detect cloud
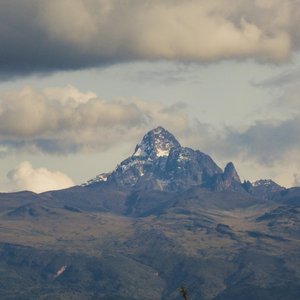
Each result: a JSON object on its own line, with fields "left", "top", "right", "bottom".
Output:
{"left": 0, "top": 85, "right": 145, "bottom": 139}
{"left": 252, "top": 68, "right": 300, "bottom": 87}
{"left": 207, "top": 63, "right": 299, "bottom": 170}
{"left": 1, "top": 83, "right": 298, "bottom": 169}
{"left": 0, "top": 85, "right": 193, "bottom": 155}
{"left": 7, "top": 161, "right": 74, "bottom": 193}
{"left": 160, "top": 102, "right": 188, "bottom": 114}
{"left": 213, "top": 118, "right": 300, "bottom": 165}
{"left": 0, "top": 0, "right": 300, "bottom": 77}
{"left": 130, "top": 64, "right": 201, "bottom": 85}
{"left": 169, "top": 116, "right": 300, "bottom": 187}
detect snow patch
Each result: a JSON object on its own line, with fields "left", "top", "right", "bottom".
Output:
{"left": 178, "top": 153, "right": 188, "bottom": 161}
{"left": 97, "top": 174, "right": 108, "bottom": 182}
{"left": 156, "top": 147, "right": 170, "bottom": 157}
{"left": 81, "top": 172, "right": 110, "bottom": 186}
{"left": 54, "top": 265, "right": 67, "bottom": 279}
{"left": 252, "top": 179, "right": 274, "bottom": 187}
{"left": 133, "top": 144, "right": 147, "bottom": 157}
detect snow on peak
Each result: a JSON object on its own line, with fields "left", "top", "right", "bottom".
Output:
{"left": 81, "top": 172, "right": 110, "bottom": 186}
{"left": 133, "top": 126, "right": 180, "bottom": 159}
{"left": 252, "top": 179, "right": 274, "bottom": 187}
{"left": 156, "top": 147, "right": 170, "bottom": 157}
{"left": 252, "top": 179, "right": 284, "bottom": 189}
{"left": 96, "top": 173, "right": 109, "bottom": 182}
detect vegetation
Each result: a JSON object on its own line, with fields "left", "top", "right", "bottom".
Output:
{"left": 180, "top": 286, "right": 190, "bottom": 300}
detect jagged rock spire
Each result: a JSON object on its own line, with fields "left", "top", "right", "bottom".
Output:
{"left": 224, "top": 162, "right": 241, "bottom": 183}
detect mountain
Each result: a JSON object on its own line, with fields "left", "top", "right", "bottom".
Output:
{"left": 0, "top": 127, "right": 300, "bottom": 300}
{"left": 85, "top": 127, "right": 243, "bottom": 193}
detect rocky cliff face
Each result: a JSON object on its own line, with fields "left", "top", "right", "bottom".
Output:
{"left": 211, "top": 162, "right": 244, "bottom": 192}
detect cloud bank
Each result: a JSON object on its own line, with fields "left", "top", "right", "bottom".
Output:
{"left": 0, "top": 85, "right": 190, "bottom": 154}
{"left": 7, "top": 161, "right": 74, "bottom": 193}
{"left": 213, "top": 118, "right": 300, "bottom": 165}
{"left": 1, "top": 0, "right": 300, "bottom": 77}
{"left": 0, "top": 83, "right": 299, "bottom": 168}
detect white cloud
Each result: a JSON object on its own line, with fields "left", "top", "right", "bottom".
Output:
{"left": 1, "top": 0, "right": 300, "bottom": 77}
{"left": 0, "top": 85, "right": 144, "bottom": 138}
{"left": 7, "top": 161, "right": 74, "bottom": 193}
{"left": 43, "top": 85, "right": 97, "bottom": 104}
{"left": 36, "top": 0, "right": 294, "bottom": 62}
{"left": 0, "top": 85, "right": 194, "bottom": 155}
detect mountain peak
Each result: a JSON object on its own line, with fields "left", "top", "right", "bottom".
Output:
{"left": 252, "top": 179, "right": 281, "bottom": 188}
{"left": 84, "top": 127, "right": 244, "bottom": 192}
{"left": 151, "top": 126, "right": 167, "bottom": 134}
{"left": 133, "top": 126, "right": 181, "bottom": 159}
{"left": 249, "top": 179, "right": 285, "bottom": 198}
{"left": 224, "top": 162, "right": 241, "bottom": 183}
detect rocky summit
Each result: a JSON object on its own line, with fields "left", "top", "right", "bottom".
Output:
{"left": 85, "top": 127, "right": 244, "bottom": 192}
{"left": 0, "top": 127, "right": 300, "bottom": 300}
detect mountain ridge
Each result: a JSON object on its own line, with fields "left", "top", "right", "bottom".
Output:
{"left": 83, "top": 126, "right": 284, "bottom": 196}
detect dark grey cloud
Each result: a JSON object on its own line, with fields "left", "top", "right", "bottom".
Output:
{"left": 210, "top": 118, "right": 300, "bottom": 166}
{"left": 0, "top": 2, "right": 115, "bottom": 79}
{"left": 1, "top": 0, "right": 300, "bottom": 78}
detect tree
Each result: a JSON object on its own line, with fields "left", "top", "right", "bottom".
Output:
{"left": 179, "top": 286, "right": 190, "bottom": 300}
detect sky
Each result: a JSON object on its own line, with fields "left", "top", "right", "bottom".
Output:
{"left": 1, "top": 0, "right": 300, "bottom": 192}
